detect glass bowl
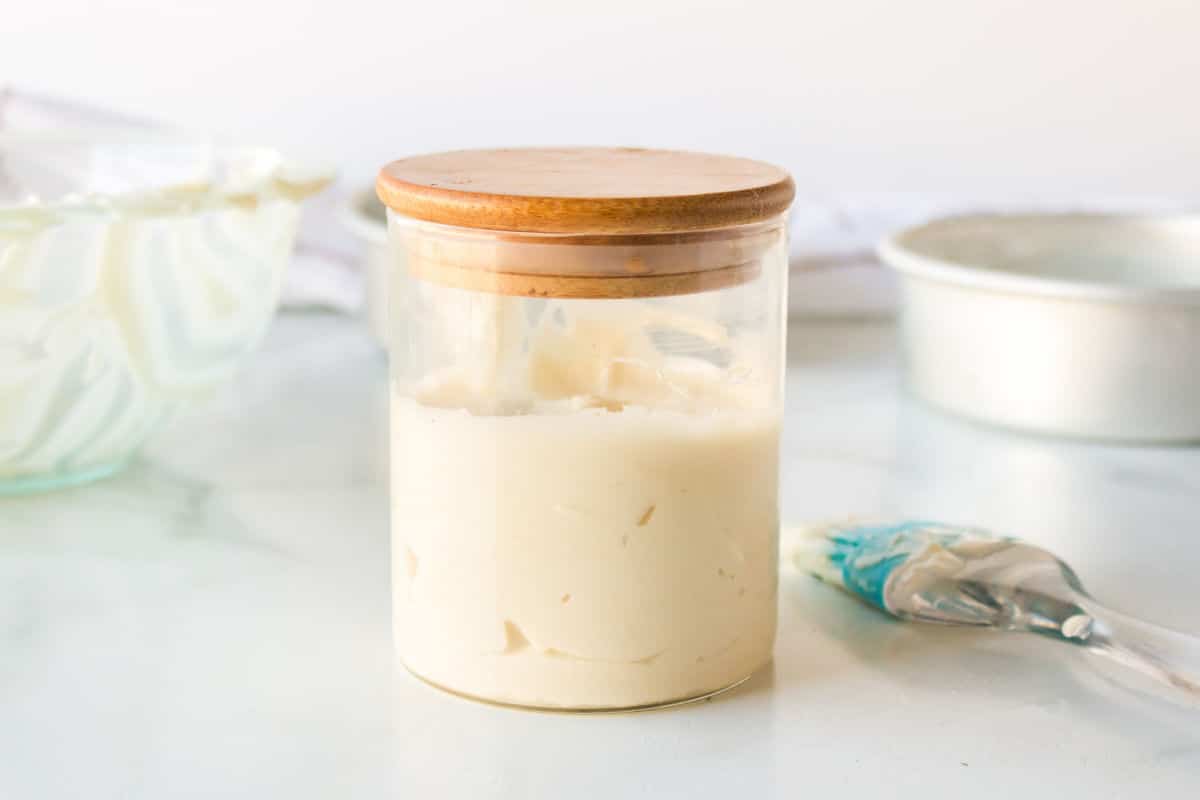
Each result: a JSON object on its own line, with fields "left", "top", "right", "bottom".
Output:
{"left": 0, "top": 135, "right": 330, "bottom": 493}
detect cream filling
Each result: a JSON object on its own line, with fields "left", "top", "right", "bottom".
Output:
{"left": 392, "top": 299, "right": 779, "bottom": 708}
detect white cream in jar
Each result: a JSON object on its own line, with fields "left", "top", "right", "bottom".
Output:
{"left": 378, "top": 147, "right": 793, "bottom": 710}
{"left": 391, "top": 310, "right": 780, "bottom": 708}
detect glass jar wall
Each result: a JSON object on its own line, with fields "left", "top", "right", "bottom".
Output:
{"left": 378, "top": 148, "right": 793, "bottom": 710}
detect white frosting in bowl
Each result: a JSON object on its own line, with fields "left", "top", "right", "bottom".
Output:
{"left": 0, "top": 138, "right": 326, "bottom": 488}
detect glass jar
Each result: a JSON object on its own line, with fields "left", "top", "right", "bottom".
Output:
{"left": 377, "top": 148, "right": 793, "bottom": 711}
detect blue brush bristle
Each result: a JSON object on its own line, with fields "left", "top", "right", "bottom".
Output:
{"left": 791, "top": 520, "right": 973, "bottom": 613}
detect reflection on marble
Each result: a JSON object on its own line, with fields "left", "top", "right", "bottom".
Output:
{"left": 2, "top": 313, "right": 1198, "bottom": 799}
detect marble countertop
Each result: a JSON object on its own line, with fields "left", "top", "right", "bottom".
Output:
{"left": 3, "top": 312, "right": 1199, "bottom": 799}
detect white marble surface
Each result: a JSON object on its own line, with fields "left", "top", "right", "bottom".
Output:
{"left": 3, "top": 312, "right": 1199, "bottom": 799}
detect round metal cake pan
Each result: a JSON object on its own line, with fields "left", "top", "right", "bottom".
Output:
{"left": 879, "top": 214, "right": 1200, "bottom": 443}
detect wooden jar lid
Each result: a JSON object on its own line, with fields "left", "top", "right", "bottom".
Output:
{"left": 377, "top": 147, "right": 794, "bottom": 234}
{"left": 375, "top": 147, "right": 794, "bottom": 297}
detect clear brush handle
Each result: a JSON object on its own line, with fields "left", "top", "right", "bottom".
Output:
{"left": 935, "top": 553, "right": 1200, "bottom": 709}
{"left": 1072, "top": 598, "right": 1200, "bottom": 706}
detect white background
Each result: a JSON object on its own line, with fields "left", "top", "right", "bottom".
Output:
{"left": 6, "top": 0, "right": 1200, "bottom": 198}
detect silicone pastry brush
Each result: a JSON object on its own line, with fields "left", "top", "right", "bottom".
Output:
{"left": 789, "top": 520, "right": 1200, "bottom": 706}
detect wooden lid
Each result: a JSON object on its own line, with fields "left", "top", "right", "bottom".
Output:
{"left": 376, "top": 147, "right": 794, "bottom": 234}
{"left": 402, "top": 222, "right": 779, "bottom": 298}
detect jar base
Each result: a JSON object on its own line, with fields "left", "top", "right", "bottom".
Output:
{"left": 0, "top": 459, "right": 131, "bottom": 496}
{"left": 400, "top": 662, "right": 760, "bottom": 714}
